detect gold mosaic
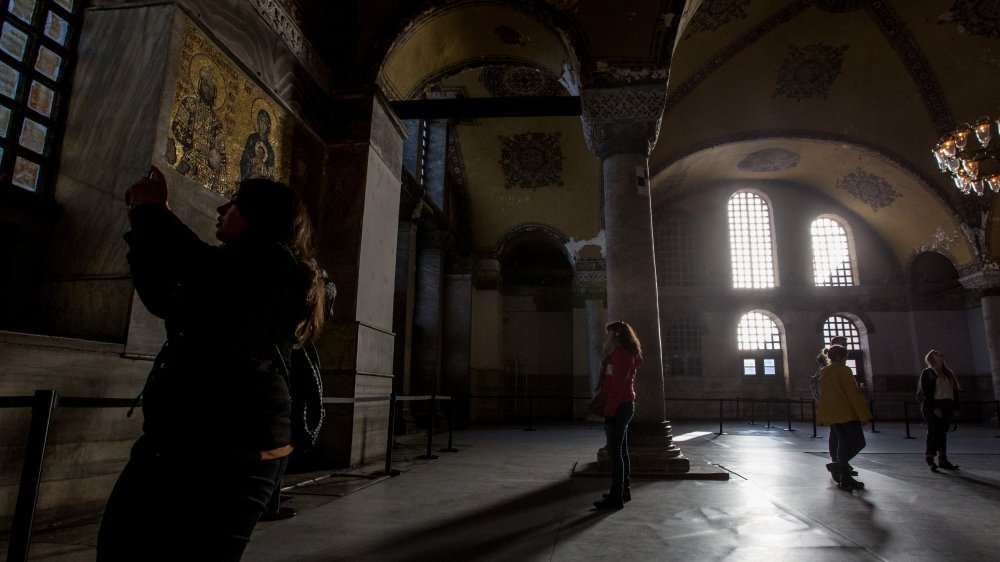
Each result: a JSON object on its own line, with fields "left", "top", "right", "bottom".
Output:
{"left": 166, "top": 23, "right": 290, "bottom": 198}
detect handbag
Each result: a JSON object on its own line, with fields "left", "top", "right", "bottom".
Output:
{"left": 588, "top": 393, "right": 608, "bottom": 416}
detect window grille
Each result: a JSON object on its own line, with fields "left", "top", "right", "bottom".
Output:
{"left": 728, "top": 191, "right": 775, "bottom": 288}
{"left": 811, "top": 217, "right": 854, "bottom": 286}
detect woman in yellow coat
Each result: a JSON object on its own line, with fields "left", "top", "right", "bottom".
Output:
{"left": 817, "top": 345, "right": 871, "bottom": 491}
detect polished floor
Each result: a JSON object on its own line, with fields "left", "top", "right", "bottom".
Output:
{"left": 14, "top": 420, "right": 1000, "bottom": 561}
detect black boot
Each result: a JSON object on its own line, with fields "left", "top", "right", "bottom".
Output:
{"left": 825, "top": 463, "right": 841, "bottom": 483}
{"left": 602, "top": 488, "right": 631, "bottom": 503}
{"left": 937, "top": 457, "right": 959, "bottom": 470}
{"left": 926, "top": 456, "right": 939, "bottom": 472}
{"left": 593, "top": 496, "right": 624, "bottom": 510}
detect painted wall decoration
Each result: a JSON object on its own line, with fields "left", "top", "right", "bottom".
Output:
{"left": 737, "top": 148, "right": 800, "bottom": 172}
{"left": 774, "top": 43, "right": 849, "bottom": 100}
{"left": 948, "top": 0, "right": 1000, "bottom": 38}
{"left": 480, "top": 66, "right": 563, "bottom": 97}
{"left": 686, "top": 0, "right": 751, "bottom": 35}
{"left": 166, "top": 24, "right": 290, "bottom": 198}
{"left": 499, "top": 132, "right": 564, "bottom": 189}
{"left": 836, "top": 168, "right": 901, "bottom": 212}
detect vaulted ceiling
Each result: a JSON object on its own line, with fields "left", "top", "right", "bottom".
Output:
{"left": 300, "top": 0, "right": 1000, "bottom": 271}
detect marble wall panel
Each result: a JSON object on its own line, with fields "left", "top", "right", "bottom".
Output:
{"left": 355, "top": 323, "right": 395, "bottom": 377}
{"left": 356, "top": 146, "right": 402, "bottom": 331}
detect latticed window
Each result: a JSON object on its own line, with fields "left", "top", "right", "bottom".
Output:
{"left": 728, "top": 191, "right": 775, "bottom": 288}
{"left": 0, "top": 0, "right": 80, "bottom": 193}
{"left": 738, "top": 310, "right": 782, "bottom": 376}
{"left": 811, "top": 217, "right": 855, "bottom": 286}
{"left": 664, "top": 316, "right": 701, "bottom": 376}
{"left": 654, "top": 213, "right": 701, "bottom": 286}
{"left": 823, "top": 314, "right": 864, "bottom": 382}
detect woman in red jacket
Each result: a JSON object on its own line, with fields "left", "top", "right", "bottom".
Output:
{"left": 593, "top": 321, "right": 643, "bottom": 510}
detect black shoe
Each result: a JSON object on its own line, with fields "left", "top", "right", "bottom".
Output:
{"left": 838, "top": 478, "right": 864, "bottom": 491}
{"left": 926, "top": 456, "right": 939, "bottom": 472}
{"left": 938, "top": 458, "right": 959, "bottom": 470}
{"left": 602, "top": 489, "right": 631, "bottom": 503}
{"left": 826, "top": 463, "right": 841, "bottom": 483}
{"left": 593, "top": 497, "right": 624, "bottom": 510}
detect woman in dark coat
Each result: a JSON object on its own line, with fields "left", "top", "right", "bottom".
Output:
{"left": 97, "top": 168, "right": 327, "bottom": 561}
{"left": 919, "top": 349, "right": 961, "bottom": 471}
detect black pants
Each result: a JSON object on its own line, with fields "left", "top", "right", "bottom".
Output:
{"left": 922, "top": 399, "right": 955, "bottom": 456}
{"left": 605, "top": 401, "right": 635, "bottom": 498}
{"left": 97, "top": 435, "right": 285, "bottom": 562}
{"left": 830, "top": 420, "right": 866, "bottom": 480}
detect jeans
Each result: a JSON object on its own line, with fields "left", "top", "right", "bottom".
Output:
{"left": 97, "top": 435, "right": 284, "bottom": 562}
{"left": 605, "top": 401, "right": 635, "bottom": 498}
{"left": 830, "top": 420, "right": 866, "bottom": 480}
{"left": 922, "top": 399, "right": 955, "bottom": 456}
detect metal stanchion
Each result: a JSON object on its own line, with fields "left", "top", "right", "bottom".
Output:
{"left": 8, "top": 389, "right": 57, "bottom": 562}
{"left": 765, "top": 400, "right": 771, "bottom": 428}
{"left": 417, "top": 395, "right": 440, "bottom": 460}
{"left": 784, "top": 399, "right": 795, "bottom": 432}
{"left": 869, "top": 399, "right": 879, "bottom": 433}
{"left": 440, "top": 397, "right": 458, "bottom": 453}
{"left": 380, "top": 393, "right": 401, "bottom": 475}
{"left": 903, "top": 401, "right": 915, "bottom": 439}
{"left": 524, "top": 395, "right": 536, "bottom": 431}
{"left": 994, "top": 401, "right": 1000, "bottom": 438}
{"left": 736, "top": 397, "right": 741, "bottom": 420}
{"left": 748, "top": 399, "right": 756, "bottom": 425}
{"left": 810, "top": 400, "right": 819, "bottom": 438}
{"left": 716, "top": 398, "right": 725, "bottom": 435}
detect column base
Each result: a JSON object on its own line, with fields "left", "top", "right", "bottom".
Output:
{"left": 596, "top": 420, "right": 691, "bottom": 474}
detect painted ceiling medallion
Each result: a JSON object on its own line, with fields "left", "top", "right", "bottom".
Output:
{"left": 737, "top": 148, "right": 800, "bottom": 172}
{"left": 836, "top": 168, "right": 901, "bottom": 212}
{"left": 686, "top": 0, "right": 751, "bottom": 34}
{"left": 774, "top": 43, "right": 849, "bottom": 100}
{"left": 480, "top": 67, "right": 562, "bottom": 97}
{"left": 499, "top": 132, "right": 565, "bottom": 189}
{"left": 950, "top": 0, "right": 1000, "bottom": 38}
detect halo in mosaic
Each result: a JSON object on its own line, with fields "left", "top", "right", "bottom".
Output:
{"left": 686, "top": 0, "right": 751, "bottom": 34}
{"left": 738, "top": 148, "right": 800, "bottom": 172}
{"left": 774, "top": 43, "right": 849, "bottom": 100}
{"left": 836, "top": 168, "right": 901, "bottom": 212}
{"left": 499, "top": 132, "right": 565, "bottom": 189}
{"left": 480, "top": 66, "right": 563, "bottom": 97}
{"left": 950, "top": 0, "right": 1000, "bottom": 38}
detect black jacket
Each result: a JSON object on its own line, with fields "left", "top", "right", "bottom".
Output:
{"left": 917, "top": 367, "right": 961, "bottom": 411}
{"left": 125, "top": 204, "right": 304, "bottom": 455}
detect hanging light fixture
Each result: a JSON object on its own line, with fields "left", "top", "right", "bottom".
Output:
{"left": 933, "top": 116, "right": 1000, "bottom": 196}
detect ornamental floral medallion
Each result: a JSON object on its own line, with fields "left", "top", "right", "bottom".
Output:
{"left": 686, "top": 0, "right": 751, "bottom": 35}
{"left": 480, "top": 66, "right": 563, "bottom": 97}
{"left": 737, "top": 148, "right": 800, "bottom": 172}
{"left": 836, "top": 168, "right": 901, "bottom": 212}
{"left": 949, "top": 0, "right": 1000, "bottom": 38}
{"left": 774, "top": 43, "right": 849, "bottom": 100}
{"left": 499, "top": 132, "right": 565, "bottom": 189}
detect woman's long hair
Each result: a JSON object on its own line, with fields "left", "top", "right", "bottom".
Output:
{"left": 235, "top": 178, "right": 327, "bottom": 346}
{"left": 816, "top": 336, "right": 848, "bottom": 366}
{"left": 925, "top": 350, "right": 961, "bottom": 391}
{"left": 605, "top": 321, "right": 642, "bottom": 358}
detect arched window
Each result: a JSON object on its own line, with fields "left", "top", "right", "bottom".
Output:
{"left": 737, "top": 311, "right": 782, "bottom": 376}
{"left": 811, "top": 217, "right": 855, "bottom": 286}
{"left": 664, "top": 316, "right": 702, "bottom": 376}
{"left": 728, "top": 192, "right": 776, "bottom": 288}
{"left": 654, "top": 212, "right": 702, "bottom": 287}
{"left": 822, "top": 314, "right": 865, "bottom": 385}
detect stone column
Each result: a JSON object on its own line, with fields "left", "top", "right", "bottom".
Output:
{"left": 411, "top": 228, "right": 448, "bottom": 402}
{"left": 581, "top": 86, "right": 688, "bottom": 473}
{"left": 960, "top": 268, "right": 1000, "bottom": 403}
{"left": 443, "top": 256, "right": 473, "bottom": 425}
{"left": 320, "top": 91, "right": 404, "bottom": 467}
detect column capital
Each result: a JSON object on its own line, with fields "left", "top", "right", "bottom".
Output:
{"left": 580, "top": 85, "right": 666, "bottom": 159}
{"left": 959, "top": 261, "right": 1000, "bottom": 290}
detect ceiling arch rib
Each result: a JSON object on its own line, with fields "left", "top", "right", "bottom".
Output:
{"left": 378, "top": 4, "right": 578, "bottom": 102}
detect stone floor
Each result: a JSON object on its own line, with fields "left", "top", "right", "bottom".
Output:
{"left": 8, "top": 420, "right": 1000, "bottom": 561}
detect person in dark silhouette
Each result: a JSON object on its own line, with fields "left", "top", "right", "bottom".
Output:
{"left": 98, "top": 167, "right": 327, "bottom": 561}
{"left": 919, "top": 349, "right": 961, "bottom": 471}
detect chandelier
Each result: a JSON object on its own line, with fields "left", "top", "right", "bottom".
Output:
{"left": 932, "top": 117, "right": 1000, "bottom": 196}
